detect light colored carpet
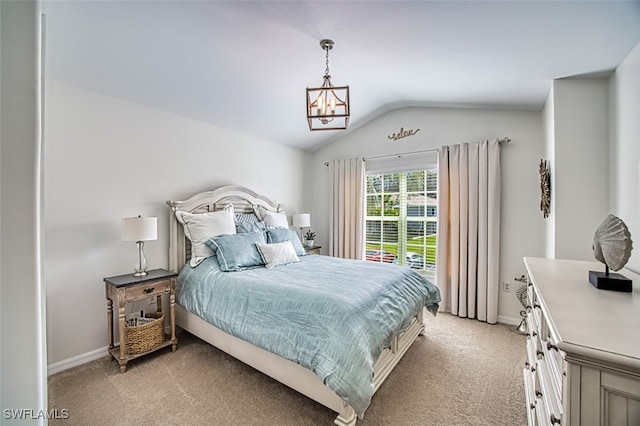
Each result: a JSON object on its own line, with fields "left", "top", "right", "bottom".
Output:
{"left": 48, "top": 313, "right": 527, "bottom": 426}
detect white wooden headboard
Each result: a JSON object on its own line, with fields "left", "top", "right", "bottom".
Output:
{"left": 166, "top": 185, "right": 284, "bottom": 272}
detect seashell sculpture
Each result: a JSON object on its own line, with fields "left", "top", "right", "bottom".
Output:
{"left": 592, "top": 214, "right": 633, "bottom": 272}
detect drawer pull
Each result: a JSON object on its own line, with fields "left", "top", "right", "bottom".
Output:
{"left": 143, "top": 287, "right": 155, "bottom": 294}
{"left": 551, "top": 413, "right": 561, "bottom": 424}
{"left": 547, "top": 341, "right": 558, "bottom": 351}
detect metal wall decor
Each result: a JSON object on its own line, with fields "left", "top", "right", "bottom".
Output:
{"left": 387, "top": 127, "right": 420, "bottom": 141}
{"left": 539, "top": 159, "right": 551, "bottom": 218}
{"left": 306, "top": 39, "right": 350, "bottom": 131}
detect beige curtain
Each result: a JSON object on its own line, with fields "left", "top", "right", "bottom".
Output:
{"left": 436, "top": 140, "right": 501, "bottom": 323}
{"left": 329, "top": 158, "right": 365, "bottom": 259}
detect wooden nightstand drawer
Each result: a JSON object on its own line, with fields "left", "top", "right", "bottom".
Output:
{"left": 123, "top": 279, "right": 171, "bottom": 302}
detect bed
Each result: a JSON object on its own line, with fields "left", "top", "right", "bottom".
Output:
{"left": 166, "top": 185, "right": 441, "bottom": 425}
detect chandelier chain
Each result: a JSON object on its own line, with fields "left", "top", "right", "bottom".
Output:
{"left": 324, "top": 46, "right": 330, "bottom": 76}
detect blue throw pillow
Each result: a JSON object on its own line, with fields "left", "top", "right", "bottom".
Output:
{"left": 266, "top": 228, "right": 307, "bottom": 257}
{"left": 236, "top": 220, "right": 267, "bottom": 234}
{"left": 206, "top": 232, "right": 266, "bottom": 271}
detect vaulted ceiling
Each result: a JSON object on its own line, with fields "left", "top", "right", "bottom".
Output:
{"left": 43, "top": 1, "right": 640, "bottom": 151}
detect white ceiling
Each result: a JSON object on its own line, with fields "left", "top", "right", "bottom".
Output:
{"left": 43, "top": 1, "right": 640, "bottom": 152}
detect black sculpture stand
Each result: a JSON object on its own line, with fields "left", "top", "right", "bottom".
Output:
{"left": 589, "top": 266, "right": 632, "bottom": 292}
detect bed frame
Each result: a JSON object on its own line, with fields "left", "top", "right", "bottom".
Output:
{"left": 166, "top": 185, "right": 426, "bottom": 425}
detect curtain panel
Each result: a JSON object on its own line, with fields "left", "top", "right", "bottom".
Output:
{"left": 436, "top": 139, "right": 501, "bottom": 323}
{"left": 329, "top": 158, "right": 365, "bottom": 260}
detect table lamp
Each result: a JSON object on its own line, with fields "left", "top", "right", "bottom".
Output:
{"left": 122, "top": 215, "right": 157, "bottom": 276}
{"left": 292, "top": 213, "right": 311, "bottom": 241}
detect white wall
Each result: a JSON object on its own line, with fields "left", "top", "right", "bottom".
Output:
{"left": 311, "top": 107, "right": 545, "bottom": 323}
{"left": 542, "top": 87, "right": 556, "bottom": 259}
{"left": 45, "top": 81, "right": 311, "bottom": 367}
{"left": 551, "top": 78, "right": 610, "bottom": 261}
{"left": 610, "top": 40, "right": 640, "bottom": 273}
{"left": 1, "top": 1, "right": 48, "bottom": 422}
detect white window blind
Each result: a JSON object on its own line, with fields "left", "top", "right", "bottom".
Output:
{"left": 365, "top": 157, "right": 437, "bottom": 277}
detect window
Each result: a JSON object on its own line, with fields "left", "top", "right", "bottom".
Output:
{"left": 365, "top": 169, "right": 437, "bottom": 277}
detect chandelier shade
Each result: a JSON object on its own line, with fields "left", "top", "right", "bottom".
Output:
{"left": 306, "top": 39, "right": 350, "bottom": 131}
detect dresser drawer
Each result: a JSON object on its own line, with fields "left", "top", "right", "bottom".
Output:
{"left": 523, "top": 367, "right": 536, "bottom": 425}
{"left": 540, "top": 339, "right": 563, "bottom": 398}
{"left": 536, "top": 361, "right": 562, "bottom": 424}
{"left": 123, "top": 279, "right": 171, "bottom": 302}
{"left": 535, "top": 394, "right": 550, "bottom": 426}
{"left": 526, "top": 336, "right": 538, "bottom": 369}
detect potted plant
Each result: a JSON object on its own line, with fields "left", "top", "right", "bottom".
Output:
{"left": 304, "top": 230, "right": 316, "bottom": 247}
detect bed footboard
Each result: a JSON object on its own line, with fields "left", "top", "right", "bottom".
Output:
{"left": 176, "top": 305, "right": 425, "bottom": 425}
{"left": 176, "top": 305, "right": 355, "bottom": 422}
{"left": 372, "top": 308, "right": 425, "bottom": 392}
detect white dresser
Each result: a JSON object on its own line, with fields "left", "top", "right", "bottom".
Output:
{"left": 522, "top": 257, "right": 640, "bottom": 426}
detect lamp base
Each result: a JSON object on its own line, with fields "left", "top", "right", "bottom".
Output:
{"left": 588, "top": 270, "right": 632, "bottom": 292}
{"left": 133, "top": 240, "right": 149, "bottom": 277}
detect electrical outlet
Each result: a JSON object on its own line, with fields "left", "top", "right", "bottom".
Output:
{"left": 503, "top": 281, "right": 511, "bottom": 292}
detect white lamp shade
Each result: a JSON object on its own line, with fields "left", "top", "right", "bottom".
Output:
{"left": 292, "top": 213, "right": 311, "bottom": 228}
{"left": 122, "top": 216, "right": 157, "bottom": 242}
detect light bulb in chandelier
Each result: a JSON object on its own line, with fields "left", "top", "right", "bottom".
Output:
{"left": 313, "top": 86, "right": 341, "bottom": 124}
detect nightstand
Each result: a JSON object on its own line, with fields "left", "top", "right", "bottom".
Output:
{"left": 305, "top": 245, "right": 321, "bottom": 255}
{"left": 104, "top": 269, "right": 178, "bottom": 372}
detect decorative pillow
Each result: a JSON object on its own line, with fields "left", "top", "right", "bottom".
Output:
{"left": 236, "top": 220, "right": 267, "bottom": 234}
{"left": 256, "top": 241, "right": 300, "bottom": 269}
{"left": 266, "top": 228, "right": 307, "bottom": 256}
{"left": 175, "top": 204, "right": 236, "bottom": 267}
{"left": 206, "top": 232, "right": 266, "bottom": 271}
{"left": 235, "top": 212, "right": 260, "bottom": 223}
{"left": 254, "top": 206, "right": 289, "bottom": 229}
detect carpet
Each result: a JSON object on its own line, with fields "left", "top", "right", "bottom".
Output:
{"left": 48, "top": 313, "right": 527, "bottom": 425}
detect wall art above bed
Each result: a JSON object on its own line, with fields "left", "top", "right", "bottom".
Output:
{"left": 387, "top": 126, "right": 420, "bottom": 141}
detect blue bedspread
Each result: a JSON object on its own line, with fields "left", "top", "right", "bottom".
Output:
{"left": 177, "top": 254, "right": 441, "bottom": 417}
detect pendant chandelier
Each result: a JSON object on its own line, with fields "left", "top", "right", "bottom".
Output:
{"left": 306, "top": 39, "right": 350, "bottom": 131}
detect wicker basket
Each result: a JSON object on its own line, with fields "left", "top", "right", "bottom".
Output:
{"left": 124, "top": 311, "right": 165, "bottom": 355}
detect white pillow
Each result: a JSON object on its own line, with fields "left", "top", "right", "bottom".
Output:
{"left": 254, "top": 205, "right": 289, "bottom": 228}
{"left": 256, "top": 241, "right": 300, "bottom": 269}
{"left": 264, "top": 211, "right": 289, "bottom": 228}
{"left": 175, "top": 204, "right": 236, "bottom": 267}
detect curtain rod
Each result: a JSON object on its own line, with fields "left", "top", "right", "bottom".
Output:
{"left": 323, "top": 137, "right": 510, "bottom": 166}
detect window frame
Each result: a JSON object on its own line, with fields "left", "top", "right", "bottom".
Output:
{"left": 364, "top": 167, "right": 437, "bottom": 279}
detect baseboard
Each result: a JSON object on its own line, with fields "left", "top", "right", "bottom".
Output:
{"left": 48, "top": 346, "right": 109, "bottom": 376}
{"left": 497, "top": 315, "right": 520, "bottom": 326}
{"left": 436, "top": 308, "right": 520, "bottom": 327}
